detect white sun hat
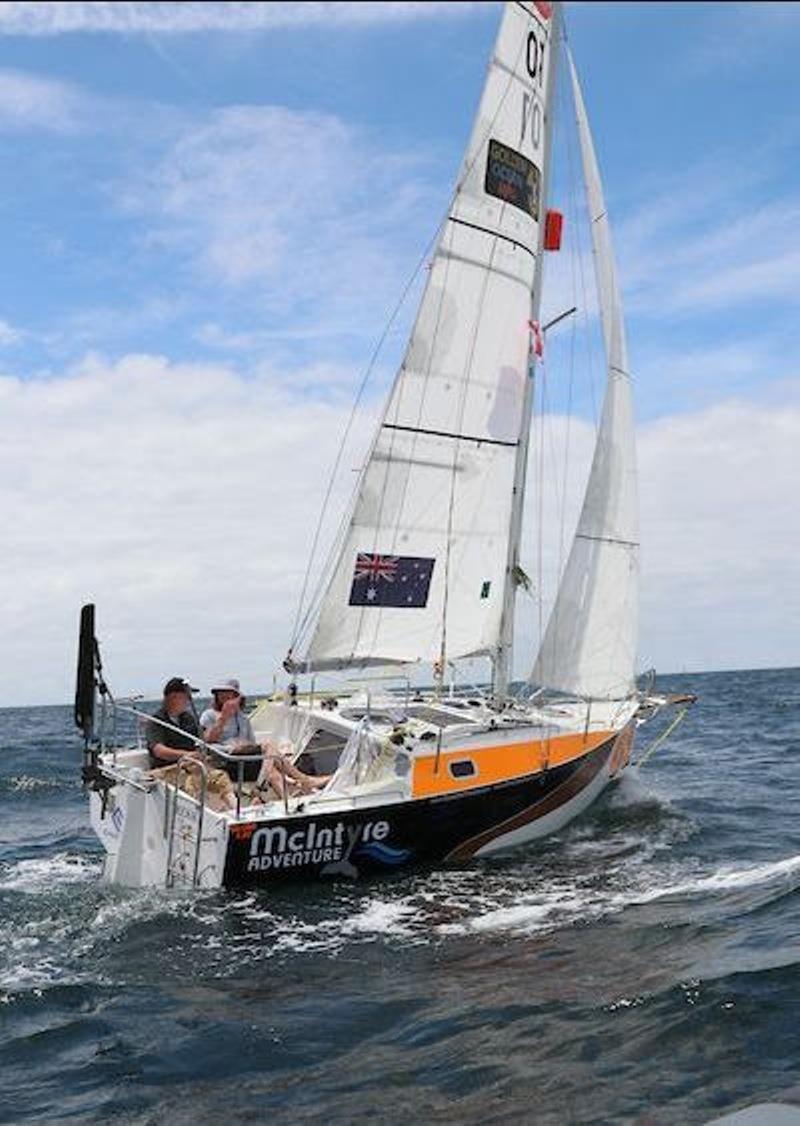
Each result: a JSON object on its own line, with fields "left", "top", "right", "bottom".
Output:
{"left": 210, "top": 677, "right": 241, "bottom": 694}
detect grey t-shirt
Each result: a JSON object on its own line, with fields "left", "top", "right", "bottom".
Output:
{"left": 199, "top": 707, "right": 256, "bottom": 746}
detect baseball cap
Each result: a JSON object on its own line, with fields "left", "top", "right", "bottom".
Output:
{"left": 163, "top": 677, "right": 198, "bottom": 696}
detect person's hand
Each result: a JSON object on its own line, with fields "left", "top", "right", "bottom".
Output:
{"left": 220, "top": 696, "right": 240, "bottom": 719}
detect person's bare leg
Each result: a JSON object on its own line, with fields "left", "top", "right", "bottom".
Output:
{"left": 257, "top": 748, "right": 330, "bottom": 796}
{"left": 275, "top": 757, "right": 330, "bottom": 792}
{"left": 261, "top": 760, "right": 287, "bottom": 799}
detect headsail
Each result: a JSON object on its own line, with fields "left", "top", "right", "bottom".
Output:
{"left": 302, "top": 3, "right": 560, "bottom": 673}
{"left": 530, "top": 49, "right": 639, "bottom": 701}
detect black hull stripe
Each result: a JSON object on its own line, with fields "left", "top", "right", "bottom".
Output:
{"left": 445, "top": 735, "right": 614, "bottom": 861}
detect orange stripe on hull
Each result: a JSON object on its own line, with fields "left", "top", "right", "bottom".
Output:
{"left": 411, "top": 729, "right": 614, "bottom": 798}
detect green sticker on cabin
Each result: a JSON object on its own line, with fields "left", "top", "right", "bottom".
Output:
{"left": 480, "top": 581, "right": 491, "bottom": 599}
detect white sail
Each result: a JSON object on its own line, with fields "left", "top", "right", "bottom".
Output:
{"left": 530, "top": 49, "right": 639, "bottom": 701}
{"left": 303, "top": 3, "right": 559, "bottom": 673}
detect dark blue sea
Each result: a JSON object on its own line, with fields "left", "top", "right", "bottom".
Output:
{"left": 1, "top": 669, "right": 799, "bottom": 1124}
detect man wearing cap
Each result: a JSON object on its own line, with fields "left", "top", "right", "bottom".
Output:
{"left": 146, "top": 677, "right": 203, "bottom": 767}
{"left": 200, "top": 677, "right": 329, "bottom": 798}
{"left": 146, "top": 677, "right": 237, "bottom": 811}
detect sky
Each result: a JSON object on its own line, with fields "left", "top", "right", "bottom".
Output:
{"left": 0, "top": 0, "right": 798, "bottom": 706}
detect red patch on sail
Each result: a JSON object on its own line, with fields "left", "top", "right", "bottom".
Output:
{"left": 533, "top": 1, "right": 552, "bottom": 20}
{"left": 544, "top": 209, "right": 563, "bottom": 251}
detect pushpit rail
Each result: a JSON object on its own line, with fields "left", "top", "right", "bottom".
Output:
{"left": 102, "top": 701, "right": 265, "bottom": 817}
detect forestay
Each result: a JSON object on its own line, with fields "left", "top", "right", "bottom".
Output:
{"left": 303, "top": 2, "right": 559, "bottom": 672}
{"left": 531, "top": 49, "right": 639, "bottom": 701}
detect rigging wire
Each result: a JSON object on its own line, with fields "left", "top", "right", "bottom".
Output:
{"left": 287, "top": 236, "right": 436, "bottom": 655}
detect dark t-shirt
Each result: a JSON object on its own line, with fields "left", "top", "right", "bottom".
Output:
{"left": 145, "top": 705, "right": 200, "bottom": 769}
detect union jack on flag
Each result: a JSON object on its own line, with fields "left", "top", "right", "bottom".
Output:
{"left": 349, "top": 553, "right": 435, "bottom": 608}
{"left": 353, "top": 554, "right": 399, "bottom": 583}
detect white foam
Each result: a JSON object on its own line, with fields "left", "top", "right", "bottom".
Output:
{"left": 4, "top": 775, "right": 66, "bottom": 792}
{"left": 628, "top": 853, "right": 800, "bottom": 905}
{"left": 608, "top": 770, "right": 665, "bottom": 806}
{"left": 341, "top": 898, "right": 416, "bottom": 937}
{"left": 5, "top": 843, "right": 797, "bottom": 975}
{"left": 0, "top": 853, "right": 100, "bottom": 893}
{"left": 458, "top": 899, "right": 560, "bottom": 934}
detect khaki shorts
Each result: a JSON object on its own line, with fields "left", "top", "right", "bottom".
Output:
{"left": 149, "top": 762, "right": 234, "bottom": 804}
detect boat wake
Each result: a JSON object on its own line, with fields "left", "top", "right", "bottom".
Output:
{"left": 2, "top": 828, "right": 799, "bottom": 1000}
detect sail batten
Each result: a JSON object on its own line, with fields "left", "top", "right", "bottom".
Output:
{"left": 530, "top": 49, "right": 639, "bottom": 701}
{"left": 303, "top": 2, "right": 559, "bottom": 675}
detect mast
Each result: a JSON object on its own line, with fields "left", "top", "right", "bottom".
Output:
{"left": 494, "top": 1, "right": 561, "bottom": 701}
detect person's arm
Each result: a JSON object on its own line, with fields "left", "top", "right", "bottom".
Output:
{"left": 150, "top": 741, "right": 201, "bottom": 765}
{"left": 201, "top": 699, "right": 240, "bottom": 744}
{"left": 200, "top": 708, "right": 224, "bottom": 744}
{"left": 147, "top": 714, "right": 202, "bottom": 765}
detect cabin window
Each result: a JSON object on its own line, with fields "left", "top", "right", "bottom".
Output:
{"left": 449, "top": 759, "right": 477, "bottom": 779}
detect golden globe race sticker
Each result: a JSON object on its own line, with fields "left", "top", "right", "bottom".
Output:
{"left": 485, "top": 138, "right": 540, "bottom": 220}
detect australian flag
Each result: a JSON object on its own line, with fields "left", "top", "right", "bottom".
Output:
{"left": 349, "top": 553, "right": 435, "bottom": 608}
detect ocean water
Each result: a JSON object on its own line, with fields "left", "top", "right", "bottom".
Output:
{"left": 1, "top": 668, "right": 799, "bottom": 1124}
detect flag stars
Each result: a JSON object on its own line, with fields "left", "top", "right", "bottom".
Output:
{"left": 349, "top": 554, "right": 435, "bottom": 608}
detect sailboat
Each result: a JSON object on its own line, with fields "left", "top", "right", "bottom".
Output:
{"left": 76, "top": 1, "right": 691, "bottom": 889}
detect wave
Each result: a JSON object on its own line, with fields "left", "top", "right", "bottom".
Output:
{"left": 0, "top": 853, "right": 100, "bottom": 893}
{"left": 448, "top": 853, "right": 800, "bottom": 938}
{"left": 0, "top": 774, "right": 74, "bottom": 794}
{"left": 2, "top": 850, "right": 798, "bottom": 1000}
{"left": 630, "top": 852, "right": 800, "bottom": 904}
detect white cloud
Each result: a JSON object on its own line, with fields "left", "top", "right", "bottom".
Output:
{"left": 615, "top": 165, "right": 800, "bottom": 317}
{"left": 0, "top": 2, "right": 487, "bottom": 36}
{"left": 123, "top": 103, "right": 436, "bottom": 340}
{"left": 0, "top": 318, "right": 21, "bottom": 346}
{"left": 0, "top": 352, "right": 375, "bottom": 705}
{"left": 516, "top": 384, "right": 800, "bottom": 681}
{"left": 0, "top": 352, "right": 797, "bottom": 706}
{"left": 0, "top": 68, "right": 87, "bottom": 131}
{"left": 637, "top": 392, "right": 800, "bottom": 673}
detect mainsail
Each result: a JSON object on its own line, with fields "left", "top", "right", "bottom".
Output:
{"left": 303, "top": 3, "right": 560, "bottom": 673}
{"left": 531, "top": 49, "right": 639, "bottom": 701}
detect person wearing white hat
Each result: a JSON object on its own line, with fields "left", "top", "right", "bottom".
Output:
{"left": 199, "top": 678, "right": 253, "bottom": 750}
{"left": 199, "top": 677, "right": 328, "bottom": 799}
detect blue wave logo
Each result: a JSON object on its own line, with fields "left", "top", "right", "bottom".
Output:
{"left": 354, "top": 842, "right": 413, "bottom": 867}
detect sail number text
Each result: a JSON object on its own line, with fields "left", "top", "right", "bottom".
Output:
{"left": 521, "top": 30, "right": 547, "bottom": 153}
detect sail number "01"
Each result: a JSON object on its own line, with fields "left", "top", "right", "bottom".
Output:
{"left": 521, "top": 31, "right": 546, "bottom": 152}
